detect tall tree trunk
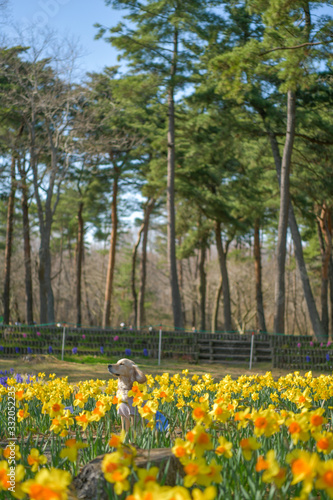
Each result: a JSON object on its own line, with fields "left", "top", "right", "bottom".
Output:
{"left": 103, "top": 165, "right": 119, "bottom": 328}
{"left": 3, "top": 157, "right": 16, "bottom": 324}
{"left": 83, "top": 255, "right": 94, "bottom": 326}
{"left": 138, "top": 198, "right": 155, "bottom": 329}
{"left": 274, "top": 89, "right": 296, "bottom": 334}
{"left": 199, "top": 241, "right": 206, "bottom": 331}
{"left": 212, "top": 277, "right": 223, "bottom": 333}
{"left": 38, "top": 235, "right": 49, "bottom": 325}
{"left": 329, "top": 256, "right": 333, "bottom": 338}
{"left": 131, "top": 222, "right": 144, "bottom": 329}
{"left": 178, "top": 256, "right": 187, "bottom": 327}
{"left": 167, "top": 27, "right": 183, "bottom": 330}
{"left": 317, "top": 205, "right": 332, "bottom": 337}
{"left": 76, "top": 201, "right": 84, "bottom": 327}
{"left": 254, "top": 219, "right": 267, "bottom": 332}
{"left": 215, "top": 221, "right": 232, "bottom": 331}
{"left": 19, "top": 162, "right": 34, "bottom": 325}
{"left": 44, "top": 143, "right": 58, "bottom": 325}
{"left": 264, "top": 120, "right": 327, "bottom": 340}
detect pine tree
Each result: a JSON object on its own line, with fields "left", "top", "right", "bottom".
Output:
{"left": 96, "top": 0, "right": 220, "bottom": 329}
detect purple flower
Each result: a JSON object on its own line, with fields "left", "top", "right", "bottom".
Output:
{"left": 320, "top": 343, "right": 323, "bottom": 347}
{"left": 36, "top": 331, "right": 41, "bottom": 337}
{"left": 15, "top": 347, "right": 19, "bottom": 354}
{"left": 326, "top": 353, "right": 330, "bottom": 362}
{"left": 72, "top": 347, "right": 78, "bottom": 355}
{"left": 143, "top": 348, "right": 148, "bottom": 357}
{"left": 82, "top": 334, "right": 86, "bottom": 339}
{"left": 310, "top": 341, "right": 314, "bottom": 347}
{"left": 0, "top": 346, "right": 3, "bottom": 351}
{"left": 27, "top": 347, "right": 32, "bottom": 354}
{"left": 306, "top": 355, "right": 311, "bottom": 363}
{"left": 327, "top": 341, "right": 332, "bottom": 347}
{"left": 48, "top": 346, "right": 53, "bottom": 354}
{"left": 297, "top": 343, "right": 301, "bottom": 348}
{"left": 23, "top": 333, "right": 27, "bottom": 338}
{"left": 100, "top": 346, "right": 104, "bottom": 355}
{"left": 125, "top": 348, "right": 131, "bottom": 356}
{"left": 114, "top": 336, "right": 119, "bottom": 341}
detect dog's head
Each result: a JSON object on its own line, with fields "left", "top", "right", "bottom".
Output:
{"left": 108, "top": 358, "right": 146, "bottom": 384}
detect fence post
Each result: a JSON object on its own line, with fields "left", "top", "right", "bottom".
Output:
{"left": 158, "top": 327, "right": 162, "bottom": 365}
{"left": 249, "top": 331, "right": 255, "bottom": 370}
{"left": 61, "top": 325, "right": 66, "bottom": 361}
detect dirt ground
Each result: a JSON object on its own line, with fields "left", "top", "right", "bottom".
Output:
{"left": 1, "top": 355, "right": 331, "bottom": 382}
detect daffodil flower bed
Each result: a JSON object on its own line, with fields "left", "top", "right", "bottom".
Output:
{"left": 1, "top": 370, "right": 333, "bottom": 499}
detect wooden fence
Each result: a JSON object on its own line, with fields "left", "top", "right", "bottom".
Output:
{"left": 0, "top": 325, "right": 321, "bottom": 368}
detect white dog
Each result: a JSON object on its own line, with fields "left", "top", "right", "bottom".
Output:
{"left": 108, "top": 359, "right": 146, "bottom": 433}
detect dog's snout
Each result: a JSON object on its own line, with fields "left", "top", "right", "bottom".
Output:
{"left": 108, "top": 364, "right": 113, "bottom": 370}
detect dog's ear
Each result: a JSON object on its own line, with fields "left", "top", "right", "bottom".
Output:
{"left": 131, "top": 364, "right": 146, "bottom": 384}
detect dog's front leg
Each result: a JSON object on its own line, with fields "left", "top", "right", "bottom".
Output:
{"left": 121, "top": 415, "right": 130, "bottom": 433}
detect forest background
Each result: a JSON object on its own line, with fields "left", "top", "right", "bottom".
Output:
{"left": 0, "top": 0, "right": 333, "bottom": 340}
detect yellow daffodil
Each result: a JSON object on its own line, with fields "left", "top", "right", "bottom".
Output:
{"left": 286, "top": 413, "right": 310, "bottom": 444}
{"left": 256, "top": 450, "right": 286, "bottom": 488}
{"left": 22, "top": 467, "right": 71, "bottom": 500}
{"left": 73, "top": 392, "right": 88, "bottom": 408}
{"left": 240, "top": 437, "right": 260, "bottom": 461}
{"left": 191, "top": 402, "right": 212, "bottom": 427}
{"left": 17, "top": 403, "right": 30, "bottom": 423}
{"left": 315, "top": 432, "right": 333, "bottom": 455}
{"left": 0, "top": 460, "right": 25, "bottom": 499}
{"left": 215, "top": 436, "right": 233, "bottom": 458}
{"left": 48, "top": 401, "right": 65, "bottom": 418}
{"left": 252, "top": 409, "right": 279, "bottom": 438}
{"left": 60, "top": 439, "right": 88, "bottom": 462}
{"left": 315, "top": 459, "right": 333, "bottom": 498}
{"left": 109, "top": 431, "right": 126, "bottom": 449}
{"left": 3, "top": 444, "right": 21, "bottom": 461}
{"left": 286, "top": 450, "right": 319, "bottom": 497}
{"left": 75, "top": 411, "right": 91, "bottom": 431}
{"left": 192, "top": 486, "right": 217, "bottom": 500}
{"left": 27, "top": 449, "right": 47, "bottom": 472}
{"left": 183, "top": 459, "right": 211, "bottom": 488}
{"left": 186, "top": 425, "right": 213, "bottom": 457}
{"left": 308, "top": 408, "right": 327, "bottom": 433}
{"left": 136, "top": 466, "right": 159, "bottom": 488}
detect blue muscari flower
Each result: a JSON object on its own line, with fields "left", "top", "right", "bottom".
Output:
{"left": 27, "top": 347, "right": 32, "bottom": 354}
{"left": 100, "top": 346, "right": 104, "bottom": 355}
{"left": 143, "top": 348, "right": 148, "bottom": 357}
{"left": 326, "top": 353, "right": 330, "bottom": 362}
{"left": 155, "top": 410, "right": 169, "bottom": 431}
{"left": 306, "top": 355, "right": 311, "bottom": 362}
{"left": 72, "top": 347, "right": 78, "bottom": 355}
{"left": 0, "top": 376, "right": 8, "bottom": 388}
{"left": 125, "top": 348, "right": 131, "bottom": 356}
{"left": 48, "top": 346, "right": 53, "bottom": 354}
{"left": 0, "top": 345, "right": 3, "bottom": 351}
{"left": 15, "top": 347, "right": 19, "bottom": 354}
{"left": 10, "top": 368, "right": 14, "bottom": 373}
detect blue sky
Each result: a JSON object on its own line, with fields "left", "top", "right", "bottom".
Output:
{"left": 4, "top": 1, "right": 333, "bottom": 76}
{"left": 4, "top": 0, "right": 123, "bottom": 74}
